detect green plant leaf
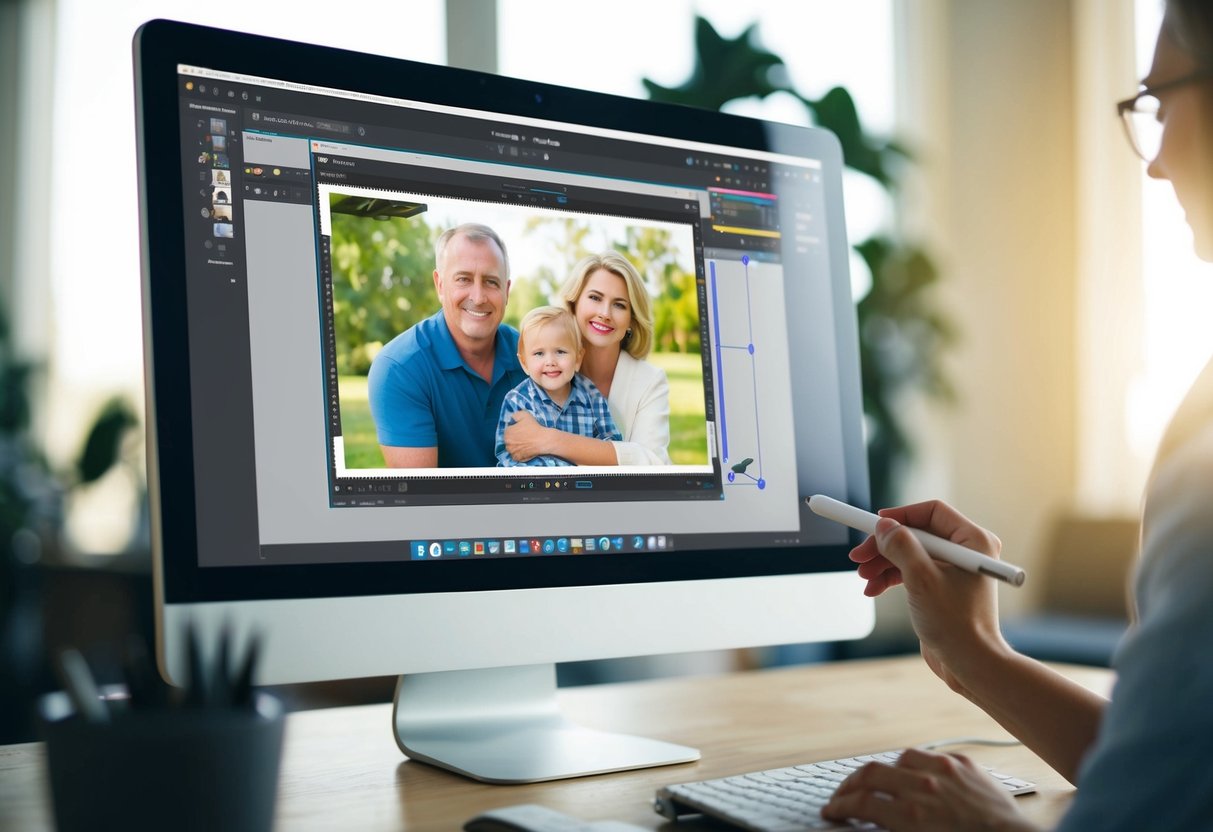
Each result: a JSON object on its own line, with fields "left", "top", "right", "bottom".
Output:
{"left": 643, "top": 19, "right": 790, "bottom": 111}
{"left": 76, "top": 397, "right": 139, "bottom": 486}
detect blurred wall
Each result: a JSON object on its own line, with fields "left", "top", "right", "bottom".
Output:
{"left": 945, "top": 0, "right": 1080, "bottom": 617}
{"left": 889, "top": 0, "right": 1090, "bottom": 629}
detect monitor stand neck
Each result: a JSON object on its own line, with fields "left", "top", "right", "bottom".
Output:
{"left": 392, "top": 663, "right": 699, "bottom": 783}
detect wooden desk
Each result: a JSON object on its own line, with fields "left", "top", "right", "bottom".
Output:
{"left": 0, "top": 656, "right": 1112, "bottom": 831}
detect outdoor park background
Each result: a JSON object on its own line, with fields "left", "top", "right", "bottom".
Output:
{"left": 326, "top": 190, "right": 710, "bottom": 468}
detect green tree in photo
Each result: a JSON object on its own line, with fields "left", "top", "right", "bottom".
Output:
{"left": 617, "top": 226, "right": 699, "bottom": 354}
{"left": 511, "top": 215, "right": 595, "bottom": 315}
{"left": 329, "top": 209, "right": 437, "bottom": 375}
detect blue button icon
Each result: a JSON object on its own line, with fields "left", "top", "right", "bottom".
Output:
{"left": 632, "top": 535, "right": 645, "bottom": 550}
{"left": 543, "top": 539, "right": 556, "bottom": 554}
{"left": 458, "top": 541, "right": 472, "bottom": 556}
{"left": 444, "top": 540, "right": 457, "bottom": 556}
{"left": 598, "top": 536, "right": 610, "bottom": 552}
{"left": 411, "top": 542, "right": 427, "bottom": 559}
{"left": 557, "top": 538, "right": 569, "bottom": 553}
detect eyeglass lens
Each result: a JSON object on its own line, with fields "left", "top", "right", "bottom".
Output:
{"left": 1124, "top": 94, "right": 1163, "bottom": 161}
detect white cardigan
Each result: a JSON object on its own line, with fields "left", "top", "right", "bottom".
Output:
{"left": 606, "top": 351, "right": 672, "bottom": 465}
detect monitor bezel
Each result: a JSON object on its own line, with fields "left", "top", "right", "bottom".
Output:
{"left": 134, "top": 18, "right": 870, "bottom": 606}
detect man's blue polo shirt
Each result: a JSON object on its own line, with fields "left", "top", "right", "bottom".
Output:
{"left": 367, "top": 311, "right": 525, "bottom": 467}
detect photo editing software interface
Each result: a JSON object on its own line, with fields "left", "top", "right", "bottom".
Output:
{"left": 175, "top": 65, "right": 851, "bottom": 569}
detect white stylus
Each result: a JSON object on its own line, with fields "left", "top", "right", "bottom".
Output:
{"left": 807, "top": 494, "right": 1026, "bottom": 587}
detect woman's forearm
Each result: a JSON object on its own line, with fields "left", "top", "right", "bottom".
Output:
{"left": 948, "top": 643, "right": 1107, "bottom": 784}
{"left": 547, "top": 429, "right": 619, "bottom": 465}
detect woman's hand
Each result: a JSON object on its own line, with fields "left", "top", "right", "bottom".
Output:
{"left": 502, "top": 411, "right": 550, "bottom": 462}
{"left": 849, "top": 501, "right": 1010, "bottom": 695}
{"left": 822, "top": 748, "right": 1039, "bottom": 832}
{"left": 503, "top": 411, "right": 620, "bottom": 465}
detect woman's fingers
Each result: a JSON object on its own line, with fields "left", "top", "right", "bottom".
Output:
{"left": 850, "top": 498, "right": 1000, "bottom": 600}
{"left": 872, "top": 518, "right": 938, "bottom": 591}
{"left": 849, "top": 534, "right": 882, "bottom": 563}
{"left": 823, "top": 761, "right": 932, "bottom": 825}
{"left": 823, "top": 749, "right": 1026, "bottom": 831}
{"left": 880, "top": 501, "right": 1001, "bottom": 557}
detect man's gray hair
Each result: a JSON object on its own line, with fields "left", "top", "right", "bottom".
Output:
{"left": 434, "top": 223, "right": 510, "bottom": 280}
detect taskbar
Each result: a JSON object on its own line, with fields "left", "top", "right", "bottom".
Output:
{"left": 408, "top": 532, "right": 673, "bottom": 560}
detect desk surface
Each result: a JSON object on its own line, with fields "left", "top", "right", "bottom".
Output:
{"left": 1, "top": 655, "right": 1112, "bottom": 831}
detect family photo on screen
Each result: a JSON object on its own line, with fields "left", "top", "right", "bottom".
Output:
{"left": 322, "top": 187, "right": 712, "bottom": 474}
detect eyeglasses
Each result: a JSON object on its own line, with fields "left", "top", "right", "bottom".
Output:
{"left": 1117, "top": 69, "right": 1213, "bottom": 162}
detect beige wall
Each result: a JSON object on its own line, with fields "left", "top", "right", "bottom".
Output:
{"left": 945, "top": 0, "right": 1079, "bottom": 615}
{"left": 888, "top": 0, "right": 1090, "bottom": 625}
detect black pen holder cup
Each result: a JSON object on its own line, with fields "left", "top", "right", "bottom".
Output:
{"left": 39, "top": 691, "right": 285, "bottom": 832}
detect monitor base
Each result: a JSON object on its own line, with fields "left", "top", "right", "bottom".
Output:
{"left": 392, "top": 663, "right": 700, "bottom": 783}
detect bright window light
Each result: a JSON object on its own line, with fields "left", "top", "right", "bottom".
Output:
{"left": 1128, "top": 0, "right": 1213, "bottom": 464}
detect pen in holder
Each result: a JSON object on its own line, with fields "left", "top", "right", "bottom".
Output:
{"left": 39, "top": 626, "right": 284, "bottom": 832}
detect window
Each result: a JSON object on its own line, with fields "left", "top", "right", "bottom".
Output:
{"left": 1129, "top": 0, "right": 1213, "bottom": 469}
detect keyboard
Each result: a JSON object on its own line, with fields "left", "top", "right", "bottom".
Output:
{"left": 653, "top": 749, "right": 1036, "bottom": 831}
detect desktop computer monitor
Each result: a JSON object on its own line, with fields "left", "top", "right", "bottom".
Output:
{"left": 134, "top": 19, "right": 874, "bottom": 783}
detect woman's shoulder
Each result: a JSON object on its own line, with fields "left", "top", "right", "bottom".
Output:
{"left": 1144, "top": 360, "right": 1213, "bottom": 544}
{"left": 1138, "top": 417, "right": 1213, "bottom": 612}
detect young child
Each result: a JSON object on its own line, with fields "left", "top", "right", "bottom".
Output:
{"left": 495, "top": 306, "right": 621, "bottom": 466}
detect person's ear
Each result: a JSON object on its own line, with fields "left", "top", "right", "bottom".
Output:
{"left": 433, "top": 269, "right": 443, "bottom": 299}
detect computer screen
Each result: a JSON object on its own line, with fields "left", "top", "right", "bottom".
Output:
{"left": 135, "top": 19, "right": 873, "bottom": 782}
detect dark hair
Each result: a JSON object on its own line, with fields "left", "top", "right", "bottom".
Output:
{"left": 1166, "top": 0, "right": 1213, "bottom": 67}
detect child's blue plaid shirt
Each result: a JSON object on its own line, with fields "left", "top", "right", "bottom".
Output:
{"left": 495, "top": 373, "right": 621, "bottom": 466}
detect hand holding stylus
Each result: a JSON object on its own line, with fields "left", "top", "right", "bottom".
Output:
{"left": 808, "top": 495, "right": 1026, "bottom": 586}
{"left": 818, "top": 497, "right": 1027, "bottom": 755}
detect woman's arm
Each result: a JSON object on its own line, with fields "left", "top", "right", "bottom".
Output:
{"left": 928, "top": 638, "right": 1106, "bottom": 785}
{"left": 502, "top": 411, "right": 619, "bottom": 465}
{"left": 826, "top": 504, "right": 1110, "bottom": 830}
{"left": 501, "top": 358, "right": 672, "bottom": 466}
{"left": 854, "top": 505, "right": 1106, "bottom": 782}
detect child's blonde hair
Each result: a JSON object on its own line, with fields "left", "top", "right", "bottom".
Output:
{"left": 517, "top": 306, "right": 583, "bottom": 359}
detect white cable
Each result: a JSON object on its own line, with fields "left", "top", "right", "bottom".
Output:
{"left": 916, "top": 737, "right": 1023, "bottom": 751}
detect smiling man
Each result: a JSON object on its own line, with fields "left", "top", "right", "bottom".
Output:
{"left": 367, "top": 223, "right": 527, "bottom": 468}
